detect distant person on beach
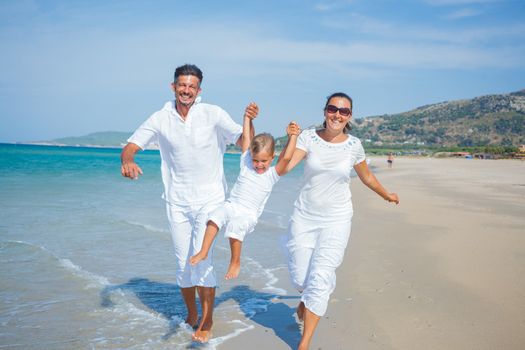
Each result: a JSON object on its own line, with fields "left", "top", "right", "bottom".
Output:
{"left": 280, "top": 92, "right": 399, "bottom": 350}
{"left": 388, "top": 152, "right": 394, "bottom": 168}
{"left": 120, "top": 64, "right": 253, "bottom": 343}
{"left": 190, "top": 109, "right": 300, "bottom": 282}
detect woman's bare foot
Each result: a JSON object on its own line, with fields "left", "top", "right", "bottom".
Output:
{"left": 189, "top": 251, "right": 207, "bottom": 265}
{"left": 225, "top": 261, "right": 241, "bottom": 279}
{"left": 298, "top": 339, "right": 310, "bottom": 350}
{"left": 296, "top": 301, "right": 305, "bottom": 322}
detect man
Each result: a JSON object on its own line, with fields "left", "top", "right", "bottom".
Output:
{"left": 121, "top": 64, "right": 257, "bottom": 342}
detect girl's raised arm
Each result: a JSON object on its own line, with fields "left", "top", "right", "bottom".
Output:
{"left": 241, "top": 103, "right": 258, "bottom": 153}
{"left": 275, "top": 122, "right": 302, "bottom": 176}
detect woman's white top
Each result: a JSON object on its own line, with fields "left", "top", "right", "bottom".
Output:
{"left": 293, "top": 128, "right": 366, "bottom": 221}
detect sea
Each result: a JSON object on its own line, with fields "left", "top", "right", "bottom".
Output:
{"left": 0, "top": 143, "right": 306, "bottom": 349}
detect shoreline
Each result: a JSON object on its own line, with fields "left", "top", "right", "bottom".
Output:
{"left": 4, "top": 142, "right": 524, "bottom": 159}
{"left": 0, "top": 142, "right": 246, "bottom": 154}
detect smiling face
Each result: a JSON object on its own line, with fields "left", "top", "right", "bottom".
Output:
{"left": 324, "top": 96, "right": 352, "bottom": 133}
{"left": 251, "top": 150, "right": 275, "bottom": 174}
{"left": 171, "top": 75, "right": 201, "bottom": 107}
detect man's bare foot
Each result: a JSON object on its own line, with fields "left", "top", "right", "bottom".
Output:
{"left": 296, "top": 301, "right": 305, "bottom": 322}
{"left": 192, "top": 321, "right": 213, "bottom": 343}
{"left": 192, "top": 329, "right": 212, "bottom": 343}
{"left": 225, "top": 261, "right": 240, "bottom": 279}
{"left": 189, "top": 252, "right": 206, "bottom": 265}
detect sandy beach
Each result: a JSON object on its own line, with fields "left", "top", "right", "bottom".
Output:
{"left": 221, "top": 157, "right": 525, "bottom": 350}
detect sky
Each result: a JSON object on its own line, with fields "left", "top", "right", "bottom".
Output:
{"left": 0, "top": 0, "right": 524, "bottom": 143}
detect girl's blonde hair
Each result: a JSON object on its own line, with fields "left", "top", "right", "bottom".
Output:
{"left": 250, "top": 133, "right": 275, "bottom": 155}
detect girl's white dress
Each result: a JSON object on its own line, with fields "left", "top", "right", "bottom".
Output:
{"left": 209, "top": 151, "right": 280, "bottom": 241}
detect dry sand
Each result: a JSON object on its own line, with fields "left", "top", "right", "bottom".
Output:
{"left": 221, "top": 157, "right": 525, "bottom": 350}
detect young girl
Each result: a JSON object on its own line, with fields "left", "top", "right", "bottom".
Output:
{"left": 190, "top": 103, "right": 300, "bottom": 281}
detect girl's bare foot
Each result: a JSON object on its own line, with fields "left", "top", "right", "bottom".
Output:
{"left": 225, "top": 261, "right": 241, "bottom": 279}
{"left": 189, "top": 252, "right": 206, "bottom": 265}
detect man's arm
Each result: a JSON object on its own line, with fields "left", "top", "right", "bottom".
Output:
{"left": 121, "top": 143, "right": 143, "bottom": 179}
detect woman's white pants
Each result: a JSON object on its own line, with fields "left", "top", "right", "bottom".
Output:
{"left": 286, "top": 211, "right": 352, "bottom": 316}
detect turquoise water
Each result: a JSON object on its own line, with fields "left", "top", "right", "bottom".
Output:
{"left": 0, "top": 144, "right": 304, "bottom": 349}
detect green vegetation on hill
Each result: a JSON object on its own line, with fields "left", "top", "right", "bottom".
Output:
{"left": 352, "top": 89, "right": 524, "bottom": 148}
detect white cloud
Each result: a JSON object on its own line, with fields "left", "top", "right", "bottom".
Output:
{"left": 442, "top": 7, "right": 483, "bottom": 19}
{"left": 314, "top": 3, "right": 337, "bottom": 12}
{"left": 319, "top": 11, "right": 525, "bottom": 45}
{"left": 139, "top": 25, "right": 524, "bottom": 70}
{"left": 2, "top": 19, "right": 523, "bottom": 95}
{"left": 0, "top": 0, "right": 39, "bottom": 16}
{"left": 425, "top": 0, "right": 502, "bottom": 5}
{"left": 314, "top": 0, "right": 355, "bottom": 12}
{"left": 1, "top": 1, "right": 524, "bottom": 142}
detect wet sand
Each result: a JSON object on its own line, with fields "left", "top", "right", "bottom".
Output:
{"left": 221, "top": 157, "right": 525, "bottom": 350}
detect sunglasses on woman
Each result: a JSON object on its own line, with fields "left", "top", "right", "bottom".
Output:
{"left": 325, "top": 105, "right": 351, "bottom": 117}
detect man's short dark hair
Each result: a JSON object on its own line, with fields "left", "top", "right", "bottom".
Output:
{"left": 174, "top": 64, "right": 203, "bottom": 85}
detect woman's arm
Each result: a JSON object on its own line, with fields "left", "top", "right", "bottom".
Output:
{"left": 353, "top": 160, "right": 399, "bottom": 204}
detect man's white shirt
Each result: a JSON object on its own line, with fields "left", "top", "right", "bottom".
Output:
{"left": 128, "top": 100, "right": 242, "bottom": 205}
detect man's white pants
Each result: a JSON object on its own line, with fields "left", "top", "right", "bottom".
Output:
{"left": 166, "top": 200, "right": 222, "bottom": 288}
{"left": 286, "top": 211, "right": 352, "bottom": 316}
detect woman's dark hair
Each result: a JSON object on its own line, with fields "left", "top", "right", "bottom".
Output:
{"left": 323, "top": 92, "right": 353, "bottom": 133}
{"left": 174, "top": 64, "right": 203, "bottom": 85}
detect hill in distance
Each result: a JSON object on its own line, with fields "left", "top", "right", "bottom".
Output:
{"left": 37, "top": 89, "right": 524, "bottom": 149}
{"left": 44, "top": 131, "right": 132, "bottom": 148}
{"left": 352, "top": 89, "right": 524, "bottom": 147}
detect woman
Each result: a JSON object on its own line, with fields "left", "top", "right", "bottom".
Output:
{"left": 282, "top": 92, "right": 399, "bottom": 350}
